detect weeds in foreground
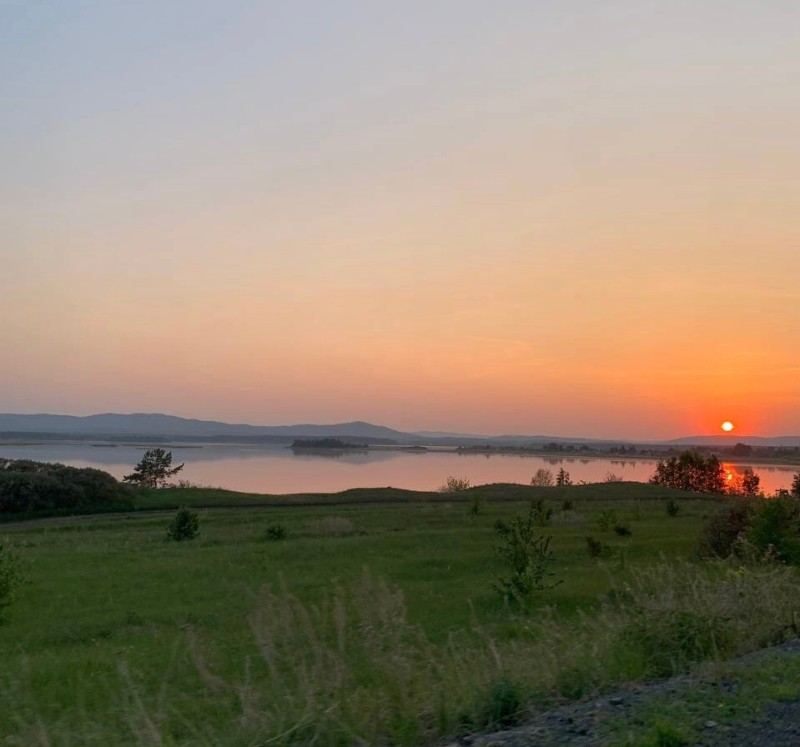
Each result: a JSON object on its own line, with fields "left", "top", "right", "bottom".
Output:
{"left": 5, "top": 560, "right": 800, "bottom": 745}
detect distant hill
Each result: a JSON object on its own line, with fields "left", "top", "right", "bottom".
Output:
{"left": 1, "top": 412, "right": 798, "bottom": 448}
{"left": 0, "top": 413, "right": 407, "bottom": 443}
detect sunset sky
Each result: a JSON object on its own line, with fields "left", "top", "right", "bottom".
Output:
{"left": 3, "top": 1, "right": 799, "bottom": 439}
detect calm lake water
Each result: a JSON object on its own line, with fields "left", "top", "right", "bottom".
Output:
{"left": 1, "top": 443, "right": 797, "bottom": 495}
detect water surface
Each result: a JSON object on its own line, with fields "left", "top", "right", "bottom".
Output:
{"left": 1, "top": 443, "right": 796, "bottom": 495}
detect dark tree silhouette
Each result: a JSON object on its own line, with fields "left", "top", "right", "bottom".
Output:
{"left": 123, "top": 448, "right": 184, "bottom": 488}
{"left": 650, "top": 451, "right": 727, "bottom": 494}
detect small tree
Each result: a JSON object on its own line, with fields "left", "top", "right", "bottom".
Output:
{"left": 791, "top": 473, "right": 800, "bottom": 499}
{"left": 166, "top": 507, "right": 199, "bottom": 541}
{"left": 124, "top": 449, "right": 185, "bottom": 489}
{"left": 439, "top": 476, "right": 471, "bottom": 493}
{"left": 494, "top": 502, "right": 561, "bottom": 602}
{"left": 530, "top": 468, "right": 554, "bottom": 487}
{"left": 555, "top": 468, "right": 572, "bottom": 486}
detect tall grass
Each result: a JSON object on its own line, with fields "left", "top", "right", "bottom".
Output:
{"left": 184, "top": 561, "right": 800, "bottom": 746}
{"left": 4, "top": 561, "right": 799, "bottom": 746}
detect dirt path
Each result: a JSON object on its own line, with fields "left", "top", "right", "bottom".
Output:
{"left": 446, "top": 641, "right": 800, "bottom": 747}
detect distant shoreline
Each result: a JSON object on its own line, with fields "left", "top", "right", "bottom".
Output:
{"left": 1, "top": 438, "right": 798, "bottom": 471}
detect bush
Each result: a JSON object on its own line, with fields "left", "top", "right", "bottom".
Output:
{"left": 666, "top": 499, "right": 680, "bottom": 517}
{"left": 166, "top": 508, "right": 200, "bottom": 542}
{"left": 746, "top": 496, "right": 800, "bottom": 563}
{"left": 439, "top": 476, "right": 471, "bottom": 493}
{"left": 494, "top": 502, "right": 561, "bottom": 601}
{"left": 530, "top": 498, "right": 552, "bottom": 527}
{"left": 480, "top": 679, "right": 524, "bottom": 728}
{"left": 561, "top": 499, "right": 574, "bottom": 511}
{"left": 614, "top": 524, "right": 632, "bottom": 537}
{"left": 597, "top": 508, "right": 617, "bottom": 532}
{"left": 586, "top": 536, "right": 612, "bottom": 559}
{"left": 467, "top": 494, "right": 482, "bottom": 517}
{"left": 531, "top": 468, "right": 554, "bottom": 487}
{"left": 266, "top": 523, "right": 287, "bottom": 541}
{"left": 698, "top": 499, "right": 754, "bottom": 558}
{"left": 0, "top": 538, "right": 23, "bottom": 616}
{"left": 0, "top": 459, "right": 129, "bottom": 514}
{"left": 697, "top": 496, "right": 800, "bottom": 563}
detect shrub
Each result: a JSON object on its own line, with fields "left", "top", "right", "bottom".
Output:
{"left": 530, "top": 498, "right": 552, "bottom": 527}
{"left": 266, "top": 523, "right": 287, "bottom": 541}
{"left": 666, "top": 498, "right": 680, "bottom": 517}
{"left": 597, "top": 508, "right": 617, "bottom": 532}
{"left": 468, "top": 494, "right": 482, "bottom": 517}
{"left": 698, "top": 499, "right": 755, "bottom": 558}
{"left": 605, "top": 472, "right": 623, "bottom": 483}
{"left": 746, "top": 496, "right": 800, "bottom": 564}
{"left": 530, "top": 468, "right": 554, "bottom": 487}
{"left": 439, "top": 476, "right": 471, "bottom": 493}
{"left": 614, "top": 524, "right": 632, "bottom": 537}
{"left": 561, "top": 499, "right": 573, "bottom": 511}
{"left": 494, "top": 502, "right": 561, "bottom": 601}
{"left": 0, "top": 459, "right": 129, "bottom": 514}
{"left": 0, "top": 538, "right": 23, "bottom": 616}
{"left": 586, "top": 536, "right": 612, "bottom": 559}
{"left": 166, "top": 508, "right": 200, "bottom": 542}
{"left": 480, "top": 679, "right": 524, "bottom": 728}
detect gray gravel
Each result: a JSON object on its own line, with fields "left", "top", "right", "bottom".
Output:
{"left": 444, "top": 640, "right": 800, "bottom": 747}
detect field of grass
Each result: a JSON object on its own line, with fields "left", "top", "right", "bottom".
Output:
{"left": 1, "top": 483, "right": 797, "bottom": 746}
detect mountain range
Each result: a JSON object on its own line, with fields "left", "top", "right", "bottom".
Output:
{"left": 0, "top": 412, "right": 799, "bottom": 447}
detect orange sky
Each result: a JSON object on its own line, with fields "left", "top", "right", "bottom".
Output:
{"left": 2, "top": 1, "right": 799, "bottom": 438}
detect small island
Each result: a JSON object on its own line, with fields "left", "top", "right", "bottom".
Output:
{"left": 290, "top": 438, "right": 368, "bottom": 449}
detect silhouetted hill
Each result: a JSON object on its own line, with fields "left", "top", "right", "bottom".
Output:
{"left": 1, "top": 413, "right": 798, "bottom": 448}
{"left": 0, "top": 413, "right": 405, "bottom": 442}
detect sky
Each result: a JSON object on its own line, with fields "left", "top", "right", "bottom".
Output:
{"left": 2, "top": 0, "right": 799, "bottom": 439}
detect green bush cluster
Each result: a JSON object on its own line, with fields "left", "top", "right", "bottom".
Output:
{"left": 166, "top": 508, "right": 200, "bottom": 542}
{"left": 0, "top": 459, "right": 129, "bottom": 514}
{"left": 699, "top": 495, "right": 800, "bottom": 563}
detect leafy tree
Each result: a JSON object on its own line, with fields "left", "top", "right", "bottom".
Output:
{"left": 650, "top": 451, "right": 727, "bottom": 494}
{"left": 738, "top": 467, "right": 762, "bottom": 497}
{"left": 530, "top": 468, "right": 554, "bottom": 487}
{"left": 124, "top": 449, "right": 184, "bottom": 489}
{"left": 439, "top": 476, "right": 471, "bottom": 493}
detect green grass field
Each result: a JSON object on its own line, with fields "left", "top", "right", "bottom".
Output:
{"left": 0, "top": 483, "right": 796, "bottom": 746}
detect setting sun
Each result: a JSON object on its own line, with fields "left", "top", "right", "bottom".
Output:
{"left": 721, "top": 421, "right": 735, "bottom": 432}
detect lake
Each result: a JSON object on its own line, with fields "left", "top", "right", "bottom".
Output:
{"left": 1, "top": 443, "right": 797, "bottom": 495}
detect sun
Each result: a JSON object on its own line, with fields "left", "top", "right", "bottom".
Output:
{"left": 721, "top": 421, "right": 735, "bottom": 432}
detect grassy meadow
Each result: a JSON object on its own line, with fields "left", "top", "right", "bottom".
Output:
{"left": 1, "top": 483, "right": 799, "bottom": 746}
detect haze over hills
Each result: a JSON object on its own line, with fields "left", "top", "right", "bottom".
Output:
{"left": 1, "top": 412, "right": 799, "bottom": 447}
